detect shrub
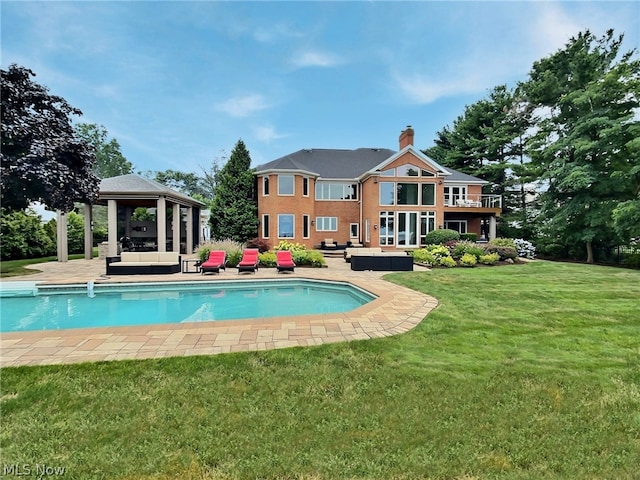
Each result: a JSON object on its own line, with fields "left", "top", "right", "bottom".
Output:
{"left": 290, "top": 249, "right": 326, "bottom": 267}
{"left": 275, "top": 240, "right": 306, "bottom": 251}
{"left": 479, "top": 253, "right": 500, "bottom": 265}
{"left": 426, "top": 244, "right": 451, "bottom": 259}
{"left": 0, "top": 208, "right": 55, "bottom": 260}
{"left": 451, "top": 241, "right": 484, "bottom": 260}
{"left": 246, "top": 237, "right": 270, "bottom": 253}
{"left": 226, "top": 249, "right": 243, "bottom": 267}
{"left": 412, "top": 249, "right": 435, "bottom": 266}
{"left": 460, "top": 233, "right": 478, "bottom": 242}
{"left": 424, "top": 229, "right": 460, "bottom": 245}
{"left": 489, "top": 237, "right": 516, "bottom": 249}
{"left": 258, "top": 251, "right": 276, "bottom": 267}
{"left": 195, "top": 239, "right": 243, "bottom": 262}
{"left": 460, "top": 253, "right": 477, "bottom": 267}
{"left": 513, "top": 238, "right": 536, "bottom": 259}
{"left": 438, "top": 255, "right": 457, "bottom": 268}
{"left": 484, "top": 245, "right": 518, "bottom": 261}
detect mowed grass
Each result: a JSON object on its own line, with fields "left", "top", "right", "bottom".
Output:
{"left": 1, "top": 261, "right": 639, "bottom": 479}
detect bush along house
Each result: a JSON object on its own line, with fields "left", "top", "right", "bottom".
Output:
{"left": 254, "top": 126, "right": 502, "bottom": 250}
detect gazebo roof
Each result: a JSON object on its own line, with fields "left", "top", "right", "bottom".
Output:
{"left": 97, "top": 174, "right": 206, "bottom": 207}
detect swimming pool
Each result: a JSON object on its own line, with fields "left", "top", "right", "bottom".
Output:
{"left": 0, "top": 279, "right": 376, "bottom": 333}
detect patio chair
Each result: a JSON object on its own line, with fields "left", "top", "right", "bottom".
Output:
{"left": 321, "top": 238, "right": 337, "bottom": 249}
{"left": 276, "top": 250, "right": 296, "bottom": 273}
{"left": 237, "top": 248, "right": 260, "bottom": 274}
{"left": 200, "top": 250, "right": 226, "bottom": 275}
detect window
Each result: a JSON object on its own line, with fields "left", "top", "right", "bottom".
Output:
{"left": 350, "top": 223, "right": 359, "bottom": 239}
{"left": 262, "top": 177, "right": 269, "bottom": 196}
{"left": 397, "top": 183, "right": 418, "bottom": 205}
{"left": 315, "top": 182, "right": 357, "bottom": 200}
{"left": 421, "top": 183, "right": 435, "bottom": 206}
{"left": 262, "top": 214, "right": 270, "bottom": 239}
{"left": 303, "top": 215, "right": 310, "bottom": 238}
{"left": 278, "top": 214, "right": 294, "bottom": 238}
{"left": 445, "top": 220, "right": 467, "bottom": 234}
{"left": 379, "top": 182, "right": 395, "bottom": 205}
{"left": 303, "top": 177, "right": 309, "bottom": 197}
{"left": 380, "top": 168, "right": 395, "bottom": 176}
{"left": 421, "top": 169, "right": 435, "bottom": 177}
{"left": 278, "top": 175, "right": 294, "bottom": 195}
{"left": 365, "top": 219, "right": 370, "bottom": 243}
{"left": 379, "top": 211, "right": 394, "bottom": 245}
{"left": 396, "top": 164, "right": 420, "bottom": 177}
{"left": 316, "top": 217, "right": 337, "bottom": 231}
{"left": 444, "top": 186, "right": 467, "bottom": 206}
{"left": 420, "top": 212, "right": 436, "bottom": 245}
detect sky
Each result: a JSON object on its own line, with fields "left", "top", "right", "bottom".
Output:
{"left": 2, "top": 0, "right": 639, "bottom": 178}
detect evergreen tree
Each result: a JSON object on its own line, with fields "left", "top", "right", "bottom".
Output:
{"left": 522, "top": 29, "right": 640, "bottom": 262}
{"left": 209, "top": 140, "right": 258, "bottom": 242}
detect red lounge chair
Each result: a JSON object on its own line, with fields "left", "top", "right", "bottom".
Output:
{"left": 200, "top": 250, "right": 226, "bottom": 275}
{"left": 276, "top": 250, "right": 296, "bottom": 273}
{"left": 237, "top": 249, "right": 259, "bottom": 274}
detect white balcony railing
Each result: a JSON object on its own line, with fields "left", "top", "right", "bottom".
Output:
{"left": 444, "top": 194, "right": 502, "bottom": 209}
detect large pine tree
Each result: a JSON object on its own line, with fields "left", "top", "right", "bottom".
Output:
{"left": 522, "top": 29, "right": 640, "bottom": 262}
{"left": 209, "top": 140, "right": 258, "bottom": 242}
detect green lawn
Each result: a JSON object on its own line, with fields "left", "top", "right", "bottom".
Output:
{"left": 1, "top": 261, "right": 639, "bottom": 479}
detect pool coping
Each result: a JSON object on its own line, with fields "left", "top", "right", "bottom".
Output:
{"left": 0, "top": 258, "right": 438, "bottom": 367}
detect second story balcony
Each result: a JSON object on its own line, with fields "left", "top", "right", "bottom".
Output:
{"left": 444, "top": 194, "right": 502, "bottom": 210}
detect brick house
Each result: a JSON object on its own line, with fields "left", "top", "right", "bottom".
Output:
{"left": 254, "top": 127, "right": 502, "bottom": 250}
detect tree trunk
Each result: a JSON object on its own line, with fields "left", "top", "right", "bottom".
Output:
{"left": 586, "top": 240, "right": 594, "bottom": 264}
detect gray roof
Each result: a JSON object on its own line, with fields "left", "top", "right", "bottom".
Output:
{"left": 255, "top": 148, "right": 396, "bottom": 179}
{"left": 255, "top": 148, "right": 486, "bottom": 183}
{"left": 99, "top": 174, "right": 205, "bottom": 206}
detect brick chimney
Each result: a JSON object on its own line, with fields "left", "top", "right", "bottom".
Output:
{"left": 399, "top": 125, "right": 414, "bottom": 150}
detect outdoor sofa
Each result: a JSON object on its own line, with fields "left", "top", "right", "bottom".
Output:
{"left": 106, "top": 251, "right": 181, "bottom": 275}
{"left": 344, "top": 247, "right": 382, "bottom": 263}
{"left": 349, "top": 251, "right": 413, "bottom": 271}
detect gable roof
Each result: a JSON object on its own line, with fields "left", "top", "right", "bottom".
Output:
{"left": 255, "top": 147, "right": 487, "bottom": 184}
{"left": 255, "top": 148, "right": 396, "bottom": 179}
{"left": 98, "top": 174, "right": 206, "bottom": 206}
{"left": 363, "top": 145, "right": 451, "bottom": 179}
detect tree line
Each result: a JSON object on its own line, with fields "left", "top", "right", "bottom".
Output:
{"left": 2, "top": 29, "right": 638, "bottom": 263}
{"left": 424, "top": 30, "right": 639, "bottom": 263}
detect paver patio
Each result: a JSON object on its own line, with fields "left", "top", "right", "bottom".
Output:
{"left": 0, "top": 256, "right": 437, "bottom": 367}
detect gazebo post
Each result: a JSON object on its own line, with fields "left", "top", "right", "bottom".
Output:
{"left": 172, "top": 202, "right": 180, "bottom": 253}
{"left": 157, "top": 196, "right": 167, "bottom": 252}
{"left": 107, "top": 199, "right": 118, "bottom": 257}
{"left": 185, "top": 206, "right": 193, "bottom": 255}
{"left": 83, "top": 203, "right": 93, "bottom": 260}
{"left": 56, "top": 210, "right": 68, "bottom": 262}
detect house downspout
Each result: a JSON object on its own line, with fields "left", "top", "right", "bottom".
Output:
{"left": 359, "top": 181, "right": 363, "bottom": 245}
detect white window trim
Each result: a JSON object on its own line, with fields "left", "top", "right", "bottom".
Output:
{"left": 315, "top": 216, "right": 338, "bottom": 232}
{"left": 444, "top": 220, "right": 468, "bottom": 234}
{"left": 262, "top": 176, "right": 269, "bottom": 196}
{"left": 349, "top": 223, "right": 359, "bottom": 239}
{"left": 278, "top": 175, "right": 295, "bottom": 196}
{"left": 303, "top": 214, "right": 310, "bottom": 239}
{"left": 277, "top": 214, "right": 295, "bottom": 238}
{"left": 303, "top": 177, "right": 309, "bottom": 197}
{"left": 262, "top": 214, "right": 270, "bottom": 239}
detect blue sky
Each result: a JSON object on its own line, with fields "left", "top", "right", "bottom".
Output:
{"left": 2, "top": 1, "right": 639, "bottom": 177}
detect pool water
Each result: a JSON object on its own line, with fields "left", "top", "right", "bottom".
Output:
{"left": 0, "top": 280, "right": 376, "bottom": 333}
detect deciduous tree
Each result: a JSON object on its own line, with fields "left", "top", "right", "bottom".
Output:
{"left": 1, "top": 65, "right": 99, "bottom": 211}
{"left": 74, "top": 123, "right": 133, "bottom": 178}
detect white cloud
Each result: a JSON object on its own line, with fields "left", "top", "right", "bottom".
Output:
{"left": 215, "top": 94, "right": 271, "bottom": 118}
{"left": 527, "top": 2, "right": 586, "bottom": 58}
{"left": 290, "top": 50, "right": 343, "bottom": 68}
{"left": 253, "top": 124, "right": 288, "bottom": 143}
{"left": 253, "top": 23, "right": 302, "bottom": 43}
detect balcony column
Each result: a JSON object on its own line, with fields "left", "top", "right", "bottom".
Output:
{"left": 185, "top": 206, "right": 193, "bottom": 255}
{"left": 489, "top": 216, "right": 497, "bottom": 240}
